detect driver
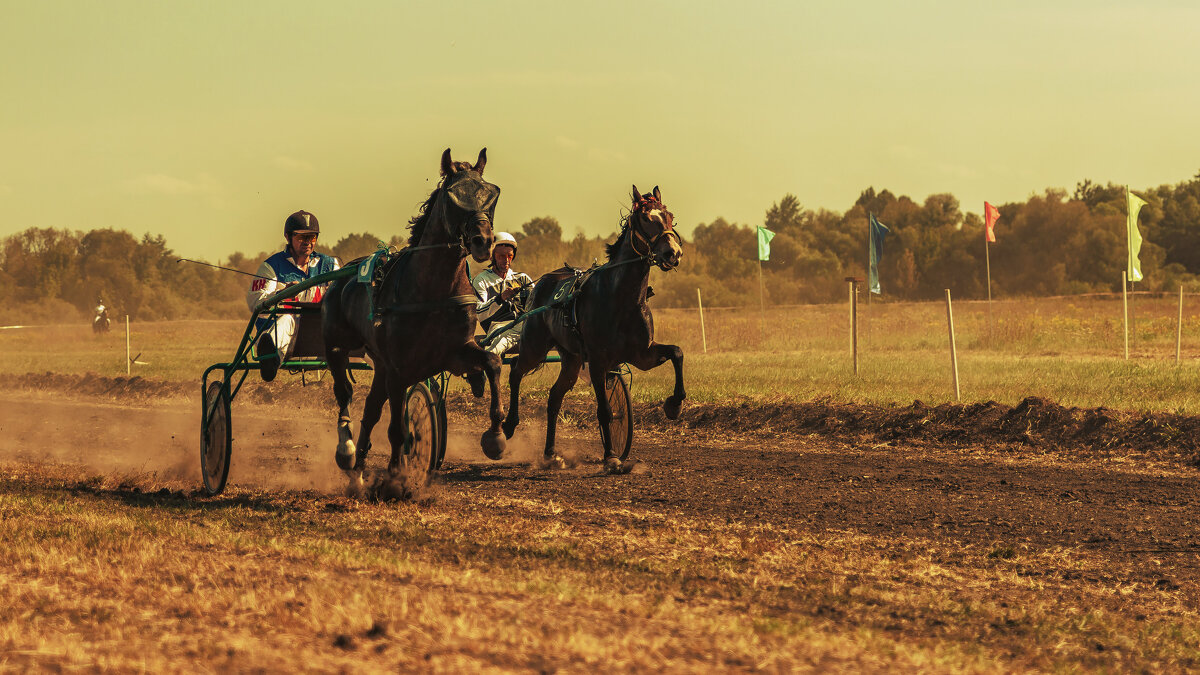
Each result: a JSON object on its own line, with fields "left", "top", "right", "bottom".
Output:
{"left": 472, "top": 232, "right": 533, "bottom": 355}
{"left": 246, "top": 210, "right": 340, "bottom": 381}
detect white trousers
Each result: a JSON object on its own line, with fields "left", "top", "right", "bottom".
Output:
{"left": 258, "top": 313, "right": 298, "bottom": 360}
{"left": 485, "top": 320, "right": 522, "bottom": 355}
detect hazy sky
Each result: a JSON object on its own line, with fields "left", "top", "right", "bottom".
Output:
{"left": 2, "top": 1, "right": 1196, "bottom": 260}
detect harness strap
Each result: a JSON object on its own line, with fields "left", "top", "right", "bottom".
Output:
{"left": 375, "top": 294, "right": 478, "bottom": 316}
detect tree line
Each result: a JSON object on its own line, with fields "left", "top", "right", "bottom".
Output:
{"left": 3, "top": 170, "right": 1199, "bottom": 323}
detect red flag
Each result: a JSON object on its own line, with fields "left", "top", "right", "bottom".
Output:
{"left": 984, "top": 201, "right": 1000, "bottom": 243}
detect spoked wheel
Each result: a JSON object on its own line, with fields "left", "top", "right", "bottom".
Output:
{"left": 434, "top": 388, "right": 449, "bottom": 470}
{"left": 603, "top": 371, "right": 633, "bottom": 461}
{"left": 200, "top": 381, "right": 232, "bottom": 496}
{"left": 404, "top": 382, "right": 439, "bottom": 479}
{"left": 425, "top": 376, "right": 449, "bottom": 470}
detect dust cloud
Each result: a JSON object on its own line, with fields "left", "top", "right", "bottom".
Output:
{"left": 0, "top": 388, "right": 610, "bottom": 495}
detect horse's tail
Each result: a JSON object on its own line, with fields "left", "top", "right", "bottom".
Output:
{"left": 321, "top": 276, "right": 367, "bottom": 358}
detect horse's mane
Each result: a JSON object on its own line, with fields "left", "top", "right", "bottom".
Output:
{"left": 604, "top": 213, "right": 632, "bottom": 261}
{"left": 407, "top": 186, "right": 441, "bottom": 247}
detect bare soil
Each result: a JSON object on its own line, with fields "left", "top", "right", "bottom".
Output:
{"left": 3, "top": 372, "right": 1198, "bottom": 568}
{"left": 2, "top": 372, "right": 1199, "bottom": 670}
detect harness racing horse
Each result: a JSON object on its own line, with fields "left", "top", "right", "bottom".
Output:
{"left": 502, "top": 185, "right": 686, "bottom": 471}
{"left": 322, "top": 148, "right": 505, "bottom": 492}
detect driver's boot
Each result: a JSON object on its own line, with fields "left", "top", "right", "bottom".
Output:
{"left": 257, "top": 333, "right": 280, "bottom": 383}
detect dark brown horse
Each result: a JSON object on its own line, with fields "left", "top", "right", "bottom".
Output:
{"left": 502, "top": 185, "right": 685, "bottom": 470}
{"left": 321, "top": 148, "right": 504, "bottom": 492}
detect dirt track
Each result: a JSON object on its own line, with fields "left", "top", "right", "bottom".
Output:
{"left": 2, "top": 374, "right": 1199, "bottom": 582}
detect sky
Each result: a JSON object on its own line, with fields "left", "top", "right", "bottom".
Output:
{"left": 1, "top": 1, "right": 1197, "bottom": 261}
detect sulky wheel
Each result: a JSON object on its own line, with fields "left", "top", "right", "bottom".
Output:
{"left": 434, "top": 387, "right": 449, "bottom": 470}
{"left": 404, "top": 382, "right": 440, "bottom": 478}
{"left": 200, "top": 381, "right": 232, "bottom": 496}
{"left": 603, "top": 371, "right": 633, "bottom": 461}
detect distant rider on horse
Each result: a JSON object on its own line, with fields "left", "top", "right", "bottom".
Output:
{"left": 92, "top": 298, "right": 110, "bottom": 334}
{"left": 246, "top": 210, "right": 340, "bottom": 381}
{"left": 472, "top": 231, "right": 533, "bottom": 355}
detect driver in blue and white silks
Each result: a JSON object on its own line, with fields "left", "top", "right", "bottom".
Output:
{"left": 472, "top": 232, "right": 533, "bottom": 355}
{"left": 245, "top": 210, "right": 339, "bottom": 381}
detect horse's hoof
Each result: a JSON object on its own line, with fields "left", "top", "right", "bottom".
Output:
{"left": 335, "top": 440, "right": 357, "bottom": 471}
{"left": 540, "top": 453, "right": 567, "bottom": 470}
{"left": 344, "top": 471, "right": 365, "bottom": 499}
{"left": 466, "top": 372, "right": 485, "bottom": 398}
{"left": 603, "top": 456, "right": 622, "bottom": 474}
{"left": 663, "top": 396, "right": 683, "bottom": 421}
{"left": 501, "top": 418, "right": 518, "bottom": 440}
{"left": 480, "top": 431, "right": 506, "bottom": 460}
{"left": 378, "top": 477, "right": 413, "bottom": 502}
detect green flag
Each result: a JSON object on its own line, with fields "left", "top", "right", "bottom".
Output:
{"left": 757, "top": 226, "right": 775, "bottom": 261}
{"left": 1127, "top": 187, "right": 1147, "bottom": 282}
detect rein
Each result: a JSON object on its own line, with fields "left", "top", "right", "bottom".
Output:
{"left": 368, "top": 223, "right": 476, "bottom": 317}
{"left": 375, "top": 294, "right": 477, "bottom": 316}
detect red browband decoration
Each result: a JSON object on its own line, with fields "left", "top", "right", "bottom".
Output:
{"left": 634, "top": 197, "right": 672, "bottom": 220}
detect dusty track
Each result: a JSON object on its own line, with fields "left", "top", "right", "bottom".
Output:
{"left": 2, "top": 374, "right": 1200, "bottom": 670}
{"left": 2, "top": 374, "right": 1198, "bottom": 566}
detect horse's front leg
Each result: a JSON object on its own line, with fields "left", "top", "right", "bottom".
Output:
{"left": 328, "top": 347, "right": 357, "bottom": 468}
{"left": 628, "top": 341, "right": 686, "bottom": 420}
{"left": 451, "top": 342, "right": 506, "bottom": 460}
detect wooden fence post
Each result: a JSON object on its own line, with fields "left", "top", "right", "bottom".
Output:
{"left": 1177, "top": 285, "right": 1184, "bottom": 366}
{"left": 945, "top": 289, "right": 960, "bottom": 402}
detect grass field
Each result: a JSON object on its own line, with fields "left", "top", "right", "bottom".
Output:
{"left": 6, "top": 293, "right": 1200, "bottom": 413}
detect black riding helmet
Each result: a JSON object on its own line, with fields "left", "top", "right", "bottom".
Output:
{"left": 284, "top": 210, "right": 320, "bottom": 238}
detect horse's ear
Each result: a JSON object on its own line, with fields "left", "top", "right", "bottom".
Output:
{"left": 652, "top": 186, "right": 661, "bottom": 202}
{"left": 440, "top": 148, "right": 453, "bottom": 177}
{"left": 472, "top": 148, "right": 487, "bottom": 175}
{"left": 631, "top": 184, "right": 641, "bottom": 204}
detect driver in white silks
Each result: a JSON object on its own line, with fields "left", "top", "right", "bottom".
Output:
{"left": 472, "top": 232, "right": 534, "bottom": 355}
{"left": 245, "top": 210, "right": 340, "bottom": 382}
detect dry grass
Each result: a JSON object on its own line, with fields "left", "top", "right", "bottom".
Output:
{"left": 3, "top": 466, "right": 1197, "bottom": 672}
{"left": 7, "top": 295, "right": 1200, "bottom": 415}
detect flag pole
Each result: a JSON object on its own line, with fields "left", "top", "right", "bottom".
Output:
{"left": 1123, "top": 270, "right": 1129, "bottom": 360}
{"left": 985, "top": 237, "right": 993, "bottom": 346}
{"left": 757, "top": 259, "right": 765, "bottom": 345}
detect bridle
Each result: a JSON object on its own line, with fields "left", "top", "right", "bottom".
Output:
{"left": 408, "top": 179, "right": 496, "bottom": 257}
{"left": 628, "top": 197, "right": 682, "bottom": 271}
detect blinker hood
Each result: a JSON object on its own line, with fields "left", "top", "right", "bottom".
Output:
{"left": 444, "top": 175, "right": 500, "bottom": 221}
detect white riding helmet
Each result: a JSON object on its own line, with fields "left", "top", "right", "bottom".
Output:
{"left": 493, "top": 231, "right": 518, "bottom": 253}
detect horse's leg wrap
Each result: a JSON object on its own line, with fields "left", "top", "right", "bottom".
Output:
{"left": 335, "top": 415, "right": 356, "bottom": 471}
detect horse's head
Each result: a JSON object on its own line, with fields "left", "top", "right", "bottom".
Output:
{"left": 629, "top": 185, "right": 683, "bottom": 271}
{"left": 438, "top": 148, "right": 498, "bottom": 263}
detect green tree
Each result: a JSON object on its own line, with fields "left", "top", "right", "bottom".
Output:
{"left": 330, "top": 232, "right": 386, "bottom": 263}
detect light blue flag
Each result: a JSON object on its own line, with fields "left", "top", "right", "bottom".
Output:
{"left": 869, "top": 213, "right": 890, "bottom": 295}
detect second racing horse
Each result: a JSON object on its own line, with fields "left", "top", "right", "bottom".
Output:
{"left": 502, "top": 185, "right": 686, "bottom": 471}
{"left": 322, "top": 148, "right": 505, "bottom": 492}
